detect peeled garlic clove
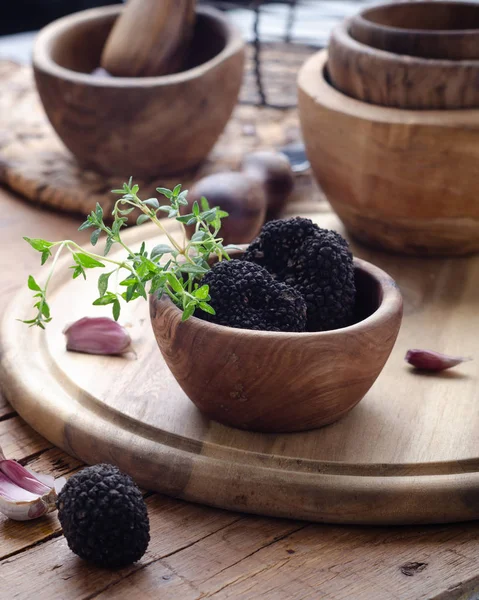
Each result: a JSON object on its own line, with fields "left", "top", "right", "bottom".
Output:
{"left": 405, "top": 349, "right": 473, "bottom": 371}
{"left": 63, "top": 316, "right": 131, "bottom": 356}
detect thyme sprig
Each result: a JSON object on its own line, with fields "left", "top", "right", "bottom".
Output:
{"left": 22, "top": 180, "right": 235, "bottom": 328}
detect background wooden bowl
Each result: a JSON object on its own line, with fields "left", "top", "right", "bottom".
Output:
{"left": 350, "top": 1, "right": 479, "bottom": 60}
{"left": 329, "top": 19, "right": 479, "bottom": 109}
{"left": 298, "top": 50, "right": 479, "bottom": 256}
{"left": 150, "top": 256, "right": 402, "bottom": 433}
{"left": 33, "top": 5, "right": 245, "bottom": 178}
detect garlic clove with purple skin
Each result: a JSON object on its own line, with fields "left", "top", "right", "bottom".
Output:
{"left": 0, "top": 458, "right": 66, "bottom": 521}
{"left": 63, "top": 316, "right": 132, "bottom": 356}
{"left": 405, "top": 349, "right": 473, "bottom": 371}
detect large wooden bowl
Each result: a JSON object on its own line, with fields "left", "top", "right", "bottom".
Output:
{"left": 329, "top": 19, "right": 479, "bottom": 109}
{"left": 351, "top": 1, "right": 479, "bottom": 60}
{"left": 298, "top": 50, "right": 479, "bottom": 256}
{"left": 33, "top": 5, "right": 245, "bottom": 178}
{"left": 150, "top": 257, "right": 402, "bottom": 433}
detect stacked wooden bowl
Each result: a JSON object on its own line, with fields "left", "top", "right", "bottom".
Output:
{"left": 298, "top": 1, "right": 479, "bottom": 256}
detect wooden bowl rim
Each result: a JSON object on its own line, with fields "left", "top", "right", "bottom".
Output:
{"left": 150, "top": 256, "right": 403, "bottom": 339}
{"left": 335, "top": 18, "right": 479, "bottom": 67}
{"left": 357, "top": 1, "right": 479, "bottom": 35}
{"left": 32, "top": 4, "right": 244, "bottom": 87}
{"left": 301, "top": 48, "right": 479, "bottom": 124}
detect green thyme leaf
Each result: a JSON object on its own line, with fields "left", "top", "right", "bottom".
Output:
{"left": 24, "top": 237, "right": 54, "bottom": 252}
{"left": 144, "top": 198, "right": 159, "bottom": 209}
{"left": 167, "top": 272, "right": 183, "bottom": 294}
{"left": 194, "top": 285, "right": 209, "bottom": 300}
{"left": 156, "top": 187, "right": 173, "bottom": 199}
{"left": 93, "top": 292, "right": 117, "bottom": 306}
{"left": 151, "top": 244, "right": 174, "bottom": 260}
{"left": 112, "top": 298, "right": 121, "bottom": 321}
{"left": 137, "top": 214, "right": 150, "bottom": 226}
{"left": 98, "top": 271, "right": 113, "bottom": 297}
{"left": 27, "top": 275, "right": 41, "bottom": 291}
{"left": 104, "top": 237, "right": 114, "bottom": 256}
{"left": 74, "top": 253, "right": 105, "bottom": 269}
{"left": 90, "top": 228, "right": 101, "bottom": 246}
{"left": 199, "top": 302, "right": 215, "bottom": 315}
{"left": 182, "top": 302, "right": 195, "bottom": 321}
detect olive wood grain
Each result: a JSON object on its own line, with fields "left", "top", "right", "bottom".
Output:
{"left": 350, "top": 1, "right": 479, "bottom": 60}
{"left": 1, "top": 213, "right": 478, "bottom": 525}
{"left": 298, "top": 50, "right": 479, "bottom": 256}
{"left": 329, "top": 19, "right": 479, "bottom": 109}
{"left": 101, "top": 0, "right": 196, "bottom": 77}
{"left": 33, "top": 5, "right": 245, "bottom": 177}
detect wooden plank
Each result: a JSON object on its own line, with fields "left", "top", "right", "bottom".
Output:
{"left": 95, "top": 518, "right": 306, "bottom": 600}
{"left": 0, "top": 393, "right": 13, "bottom": 419}
{"left": 0, "top": 416, "right": 52, "bottom": 460}
{"left": 0, "top": 496, "right": 239, "bottom": 599}
{"left": 196, "top": 523, "right": 479, "bottom": 600}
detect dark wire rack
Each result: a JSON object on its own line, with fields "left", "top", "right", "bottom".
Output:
{"left": 200, "top": 0, "right": 372, "bottom": 109}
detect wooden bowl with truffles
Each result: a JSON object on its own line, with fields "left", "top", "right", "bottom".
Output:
{"left": 16, "top": 181, "right": 401, "bottom": 434}
{"left": 32, "top": 5, "right": 245, "bottom": 177}
{"left": 150, "top": 217, "right": 403, "bottom": 433}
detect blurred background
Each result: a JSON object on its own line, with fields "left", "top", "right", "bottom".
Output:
{"left": 0, "top": 0, "right": 376, "bottom": 111}
{"left": 0, "top": 0, "right": 374, "bottom": 55}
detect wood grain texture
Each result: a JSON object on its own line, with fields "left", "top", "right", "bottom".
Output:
{"left": 150, "top": 256, "right": 402, "bottom": 432}
{"left": 1, "top": 213, "right": 478, "bottom": 525}
{"left": 101, "top": 0, "right": 196, "bottom": 77}
{"left": 298, "top": 50, "right": 479, "bottom": 256}
{"left": 3, "top": 185, "right": 479, "bottom": 598}
{"left": 350, "top": 1, "right": 479, "bottom": 60}
{"left": 0, "top": 57, "right": 321, "bottom": 218}
{"left": 329, "top": 19, "right": 479, "bottom": 109}
{"left": 33, "top": 5, "right": 245, "bottom": 177}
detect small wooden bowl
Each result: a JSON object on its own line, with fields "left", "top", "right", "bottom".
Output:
{"left": 297, "top": 50, "right": 479, "bottom": 256}
{"left": 150, "top": 256, "right": 403, "bottom": 433}
{"left": 351, "top": 1, "right": 479, "bottom": 60}
{"left": 329, "top": 19, "right": 479, "bottom": 109}
{"left": 33, "top": 5, "right": 245, "bottom": 178}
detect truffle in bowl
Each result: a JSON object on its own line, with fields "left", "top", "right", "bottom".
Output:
{"left": 150, "top": 220, "right": 403, "bottom": 433}
{"left": 33, "top": 5, "right": 245, "bottom": 177}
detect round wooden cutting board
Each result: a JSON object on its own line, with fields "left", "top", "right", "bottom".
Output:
{"left": 1, "top": 213, "right": 478, "bottom": 525}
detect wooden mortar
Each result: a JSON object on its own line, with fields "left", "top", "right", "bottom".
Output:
{"left": 33, "top": 5, "right": 245, "bottom": 178}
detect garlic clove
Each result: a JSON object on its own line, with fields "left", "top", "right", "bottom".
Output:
{"left": 0, "top": 460, "right": 52, "bottom": 495}
{"left": 0, "top": 471, "right": 54, "bottom": 521}
{"left": 0, "top": 453, "right": 65, "bottom": 521}
{"left": 405, "top": 349, "right": 473, "bottom": 371}
{"left": 63, "top": 316, "right": 132, "bottom": 356}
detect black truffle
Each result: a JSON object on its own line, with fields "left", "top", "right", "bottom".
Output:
{"left": 199, "top": 259, "right": 307, "bottom": 332}
{"left": 243, "top": 217, "right": 356, "bottom": 331}
{"left": 57, "top": 464, "right": 150, "bottom": 569}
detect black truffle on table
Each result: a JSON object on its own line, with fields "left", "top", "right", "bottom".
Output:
{"left": 243, "top": 217, "right": 356, "bottom": 332}
{"left": 199, "top": 259, "right": 307, "bottom": 332}
{"left": 57, "top": 464, "right": 150, "bottom": 569}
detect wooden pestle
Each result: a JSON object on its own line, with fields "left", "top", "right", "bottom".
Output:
{"left": 100, "top": 0, "right": 196, "bottom": 77}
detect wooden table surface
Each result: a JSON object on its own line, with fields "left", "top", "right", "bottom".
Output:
{"left": 2, "top": 186, "right": 479, "bottom": 600}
